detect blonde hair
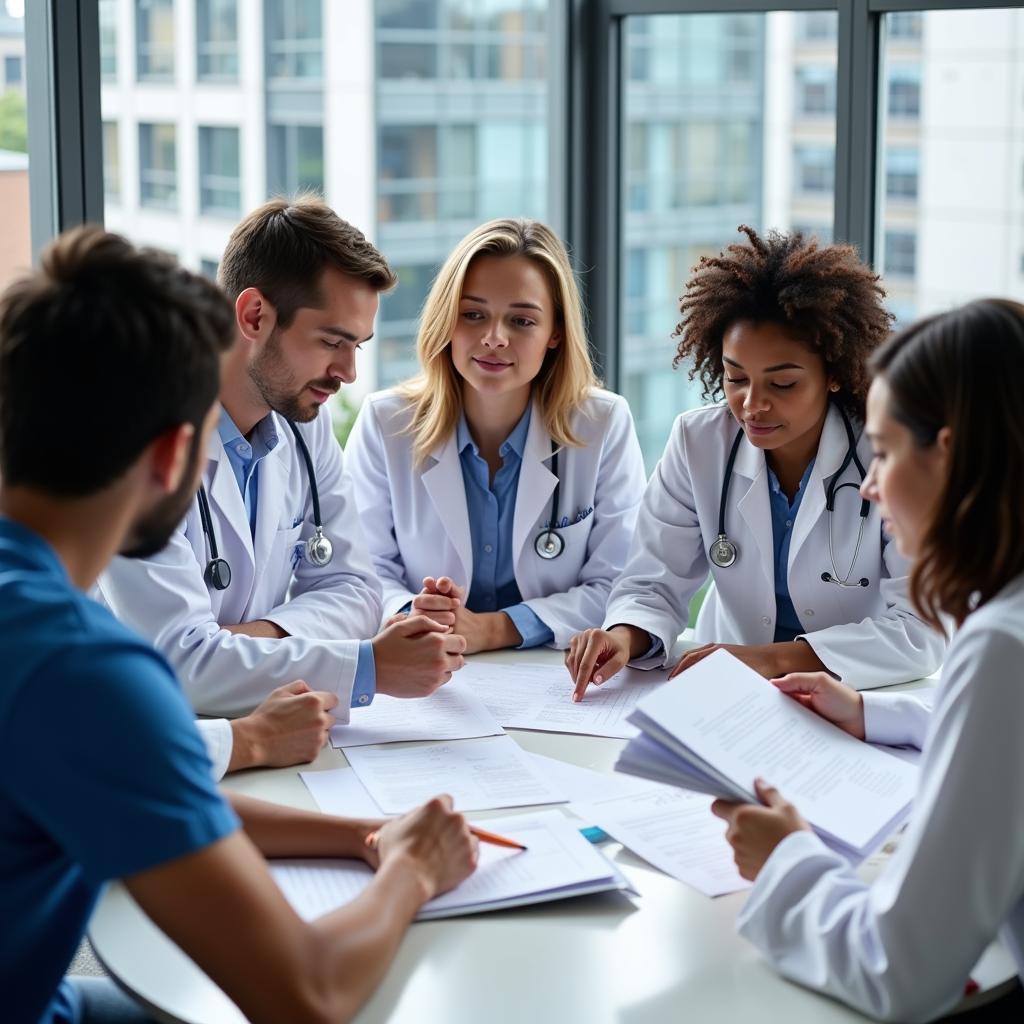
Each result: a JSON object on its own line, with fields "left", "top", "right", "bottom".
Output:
{"left": 398, "top": 218, "right": 598, "bottom": 464}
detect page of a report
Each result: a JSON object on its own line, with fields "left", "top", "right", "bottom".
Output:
{"left": 329, "top": 681, "right": 504, "bottom": 748}
{"left": 458, "top": 662, "right": 669, "bottom": 738}
{"left": 572, "top": 787, "right": 749, "bottom": 898}
{"left": 269, "top": 811, "right": 626, "bottom": 921}
{"left": 630, "top": 650, "right": 918, "bottom": 852}
{"left": 343, "top": 735, "right": 570, "bottom": 814}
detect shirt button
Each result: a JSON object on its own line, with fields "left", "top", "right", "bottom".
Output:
{"left": 804, "top": 609, "right": 815, "bottom": 618}
{"left": 357, "top": 694, "right": 370, "bottom": 705}
{"left": 761, "top": 615, "right": 772, "bottom": 626}
{"left": 484, "top": 544, "right": 493, "bottom": 553}
{"left": 785, "top": 519, "right": 792, "bottom": 528}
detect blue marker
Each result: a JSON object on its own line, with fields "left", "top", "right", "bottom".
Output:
{"left": 579, "top": 826, "right": 610, "bottom": 844}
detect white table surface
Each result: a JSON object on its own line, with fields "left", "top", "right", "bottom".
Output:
{"left": 89, "top": 650, "right": 1017, "bottom": 1023}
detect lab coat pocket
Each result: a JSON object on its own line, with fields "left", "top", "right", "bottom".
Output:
{"left": 274, "top": 522, "right": 305, "bottom": 574}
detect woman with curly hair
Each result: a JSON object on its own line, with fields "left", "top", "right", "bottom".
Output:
{"left": 567, "top": 225, "right": 944, "bottom": 698}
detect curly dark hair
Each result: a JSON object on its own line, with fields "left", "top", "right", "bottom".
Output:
{"left": 672, "top": 225, "right": 894, "bottom": 417}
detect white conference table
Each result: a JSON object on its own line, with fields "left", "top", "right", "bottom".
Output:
{"left": 89, "top": 649, "right": 1017, "bottom": 1024}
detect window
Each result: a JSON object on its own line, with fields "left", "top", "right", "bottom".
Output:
{"left": 886, "top": 148, "right": 918, "bottom": 201}
{"left": 888, "top": 66, "right": 921, "bottom": 119}
{"left": 197, "top": 0, "right": 239, "bottom": 81}
{"left": 4, "top": 54, "right": 21, "bottom": 88}
{"left": 266, "top": 0, "right": 322, "bottom": 80}
{"left": 794, "top": 144, "right": 834, "bottom": 195}
{"left": 377, "top": 262, "right": 439, "bottom": 388}
{"left": 199, "top": 126, "right": 241, "bottom": 216}
{"left": 102, "top": 121, "right": 120, "bottom": 203}
{"left": 138, "top": 123, "right": 177, "bottom": 209}
{"left": 621, "top": 10, "right": 837, "bottom": 467}
{"left": 267, "top": 123, "right": 323, "bottom": 196}
{"left": 99, "top": 0, "right": 117, "bottom": 80}
{"left": 883, "top": 230, "right": 917, "bottom": 277}
{"left": 136, "top": 0, "right": 175, "bottom": 81}
{"left": 796, "top": 66, "right": 836, "bottom": 117}
{"left": 200, "top": 258, "right": 219, "bottom": 280}
{"left": 888, "top": 12, "right": 923, "bottom": 42}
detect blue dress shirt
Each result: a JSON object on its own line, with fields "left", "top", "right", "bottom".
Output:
{"left": 766, "top": 459, "right": 816, "bottom": 643}
{"left": 218, "top": 409, "right": 375, "bottom": 706}
{"left": 456, "top": 407, "right": 554, "bottom": 648}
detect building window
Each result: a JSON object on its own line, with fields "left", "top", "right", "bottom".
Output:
{"left": 267, "top": 124, "right": 324, "bottom": 196}
{"left": 797, "top": 12, "right": 837, "bottom": 42}
{"left": 199, "top": 126, "right": 241, "bottom": 216}
{"left": 99, "top": 0, "right": 117, "bottom": 80}
{"left": 138, "top": 123, "right": 177, "bottom": 209}
{"left": 200, "top": 259, "right": 220, "bottom": 280}
{"left": 378, "top": 124, "right": 438, "bottom": 223}
{"left": 794, "top": 144, "right": 834, "bottom": 195}
{"left": 888, "top": 67, "right": 921, "bottom": 119}
{"left": 197, "top": 0, "right": 239, "bottom": 80}
{"left": 886, "top": 147, "right": 919, "bottom": 201}
{"left": 136, "top": 0, "right": 175, "bottom": 81}
{"left": 266, "top": 0, "right": 322, "bottom": 80}
{"left": 4, "top": 55, "right": 22, "bottom": 89}
{"left": 888, "top": 12, "right": 923, "bottom": 42}
{"left": 884, "top": 230, "right": 917, "bottom": 277}
{"left": 102, "top": 122, "right": 120, "bottom": 203}
{"left": 796, "top": 66, "right": 836, "bottom": 117}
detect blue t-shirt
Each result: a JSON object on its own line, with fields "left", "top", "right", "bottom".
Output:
{"left": 0, "top": 518, "right": 239, "bottom": 1024}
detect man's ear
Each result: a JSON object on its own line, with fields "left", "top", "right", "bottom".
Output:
{"left": 149, "top": 423, "right": 195, "bottom": 494}
{"left": 235, "top": 287, "right": 276, "bottom": 344}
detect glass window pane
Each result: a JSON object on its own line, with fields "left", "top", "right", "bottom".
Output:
{"left": 876, "top": 9, "right": 1024, "bottom": 327}
{"left": 102, "top": 121, "right": 120, "bottom": 203}
{"left": 267, "top": 0, "right": 322, "bottom": 80}
{"left": 99, "top": 0, "right": 117, "bottom": 80}
{"left": 0, "top": 4, "right": 30, "bottom": 292}
{"left": 136, "top": 0, "right": 175, "bottom": 81}
{"left": 199, "top": 125, "right": 241, "bottom": 216}
{"left": 138, "top": 123, "right": 177, "bottom": 209}
{"left": 197, "top": 0, "right": 239, "bottom": 81}
{"left": 621, "top": 11, "right": 838, "bottom": 467}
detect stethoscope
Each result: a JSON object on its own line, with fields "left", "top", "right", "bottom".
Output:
{"left": 197, "top": 419, "right": 333, "bottom": 592}
{"left": 708, "top": 402, "right": 870, "bottom": 588}
{"left": 534, "top": 444, "right": 564, "bottom": 560}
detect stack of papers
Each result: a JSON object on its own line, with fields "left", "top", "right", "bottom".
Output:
{"left": 270, "top": 811, "right": 635, "bottom": 920}
{"left": 616, "top": 650, "right": 918, "bottom": 860}
{"left": 458, "top": 661, "right": 668, "bottom": 738}
{"left": 330, "top": 682, "right": 503, "bottom": 748}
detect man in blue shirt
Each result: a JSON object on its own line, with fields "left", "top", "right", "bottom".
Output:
{"left": 0, "top": 227, "right": 477, "bottom": 1024}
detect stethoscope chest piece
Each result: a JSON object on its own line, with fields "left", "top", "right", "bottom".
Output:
{"left": 709, "top": 534, "right": 738, "bottom": 568}
{"left": 204, "top": 557, "right": 232, "bottom": 592}
{"left": 534, "top": 530, "right": 564, "bottom": 560}
{"left": 305, "top": 526, "right": 334, "bottom": 568}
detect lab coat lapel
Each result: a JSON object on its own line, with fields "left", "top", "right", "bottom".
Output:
{"left": 513, "top": 404, "right": 558, "bottom": 569}
{"left": 733, "top": 435, "right": 775, "bottom": 589}
{"left": 422, "top": 432, "right": 474, "bottom": 583}
{"left": 788, "top": 404, "right": 846, "bottom": 570}
{"left": 205, "top": 436, "right": 256, "bottom": 600}
{"left": 252, "top": 432, "right": 292, "bottom": 592}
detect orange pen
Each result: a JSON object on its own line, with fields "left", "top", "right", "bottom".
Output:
{"left": 364, "top": 824, "right": 527, "bottom": 852}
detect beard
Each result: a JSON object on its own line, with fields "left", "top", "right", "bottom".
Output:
{"left": 121, "top": 428, "right": 205, "bottom": 560}
{"left": 249, "top": 327, "right": 337, "bottom": 423}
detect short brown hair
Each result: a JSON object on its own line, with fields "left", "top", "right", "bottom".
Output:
{"left": 870, "top": 298, "right": 1024, "bottom": 629}
{"left": 673, "top": 225, "right": 894, "bottom": 418}
{"left": 218, "top": 195, "right": 397, "bottom": 328}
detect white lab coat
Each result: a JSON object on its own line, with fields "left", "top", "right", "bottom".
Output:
{"left": 98, "top": 408, "right": 383, "bottom": 718}
{"left": 603, "top": 403, "right": 945, "bottom": 687}
{"left": 737, "top": 573, "right": 1024, "bottom": 1022}
{"left": 344, "top": 388, "right": 647, "bottom": 648}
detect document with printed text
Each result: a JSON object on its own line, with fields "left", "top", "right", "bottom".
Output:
{"left": 617, "top": 649, "right": 918, "bottom": 858}
{"left": 343, "top": 735, "right": 570, "bottom": 814}
{"left": 329, "top": 682, "right": 504, "bottom": 748}
{"left": 270, "top": 811, "right": 636, "bottom": 920}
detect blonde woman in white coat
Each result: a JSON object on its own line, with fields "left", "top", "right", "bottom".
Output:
{"left": 346, "top": 219, "right": 646, "bottom": 653}
{"left": 568, "top": 227, "right": 944, "bottom": 698}
{"left": 712, "top": 299, "right": 1024, "bottom": 1022}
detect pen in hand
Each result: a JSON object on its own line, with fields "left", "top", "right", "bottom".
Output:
{"left": 365, "top": 824, "right": 527, "bottom": 852}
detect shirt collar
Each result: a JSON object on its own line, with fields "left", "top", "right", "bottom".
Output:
{"left": 217, "top": 407, "right": 280, "bottom": 459}
{"left": 455, "top": 403, "right": 532, "bottom": 461}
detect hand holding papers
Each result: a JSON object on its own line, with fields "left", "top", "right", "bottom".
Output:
{"left": 271, "top": 811, "right": 634, "bottom": 921}
{"left": 617, "top": 650, "right": 918, "bottom": 859}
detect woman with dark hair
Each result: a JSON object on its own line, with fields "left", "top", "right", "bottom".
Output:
{"left": 568, "top": 226, "right": 944, "bottom": 699}
{"left": 712, "top": 298, "right": 1024, "bottom": 1021}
